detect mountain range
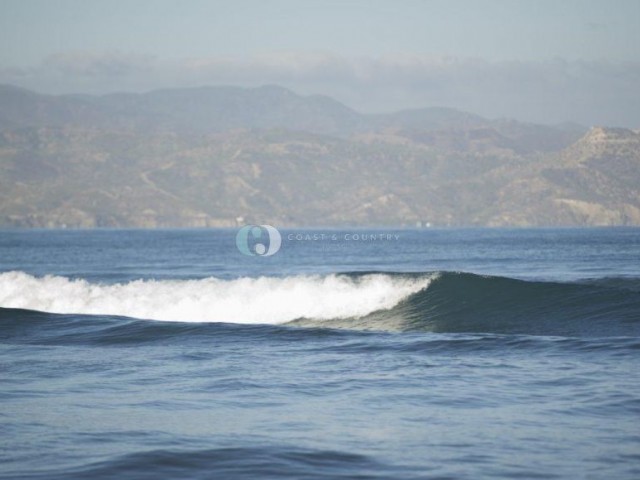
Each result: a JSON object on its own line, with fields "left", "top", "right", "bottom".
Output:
{"left": 0, "top": 84, "right": 638, "bottom": 227}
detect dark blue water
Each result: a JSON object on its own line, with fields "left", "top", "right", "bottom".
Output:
{"left": 1, "top": 228, "right": 639, "bottom": 479}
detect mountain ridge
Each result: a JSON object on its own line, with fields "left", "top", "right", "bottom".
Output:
{"left": 0, "top": 83, "right": 588, "bottom": 139}
{"left": 0, "top": 84, "right": 638, "bottom": 228}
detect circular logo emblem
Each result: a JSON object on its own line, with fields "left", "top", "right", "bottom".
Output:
{"left": 235, "top": 225, "right": 282, "bottom": 256}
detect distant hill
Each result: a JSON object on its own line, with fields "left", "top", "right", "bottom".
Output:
{"left": 1, "top": 84, "right": 638, "bottom": 227}
{"left": 0, "top": 83, "right": 586, "bottom": 142}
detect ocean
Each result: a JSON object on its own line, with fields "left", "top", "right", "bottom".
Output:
{"left": 1, "top": 228, "right": 639, "bottom": 479}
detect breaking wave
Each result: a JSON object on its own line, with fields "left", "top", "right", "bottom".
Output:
{"left": 1, "top": 270, "right": 639, "bottom": 337}
{"left": 0, "top": 271, "right": 432, "bottom": 325}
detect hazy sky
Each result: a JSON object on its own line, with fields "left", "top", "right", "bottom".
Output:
{"left": 1, "top": 0, "right": 639, "bottom": 126}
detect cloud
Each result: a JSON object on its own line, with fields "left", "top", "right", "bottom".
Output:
{"left": 1, "top": 51, "right": 639, "bottom": 127}
{"left": 42, "top": 51, "right": 156, "bottom": 77}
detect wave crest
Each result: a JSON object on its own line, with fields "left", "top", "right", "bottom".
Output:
{"left": 0, "top": 271, "right": 433, "bottom": 325}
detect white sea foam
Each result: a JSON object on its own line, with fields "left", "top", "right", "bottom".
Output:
{"left": 0, "top": 271, "right": 432, "bottom": 324}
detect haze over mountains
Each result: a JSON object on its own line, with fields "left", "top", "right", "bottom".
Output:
{"left": 1, "top": 84, "right": 639, "bottom": 227}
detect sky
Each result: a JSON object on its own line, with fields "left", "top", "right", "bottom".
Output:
{"left": 1, "top": 0, "right": 639, "bottom": 126}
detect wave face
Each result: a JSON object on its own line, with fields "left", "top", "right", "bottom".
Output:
{"left": 331, "top": 271, "right": 640, "bottom": 337}
{"left": 0, "top": 271, "right": 431, "bottom": 325}
{"left": 288, "top": 272, "right": 640, "bottom": 337}
{"left": 1, "top": 270, "right": 639, "bottom": 337}
{"left": 3, "top": 446, "right": 393, "bottom": 480}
